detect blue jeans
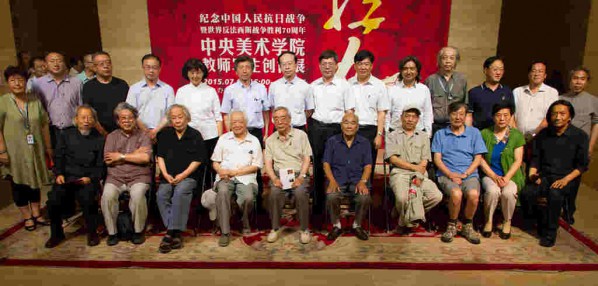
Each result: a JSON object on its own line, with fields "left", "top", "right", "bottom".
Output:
{"left": 156, "top": 178, "right": 197, "bottom": 231}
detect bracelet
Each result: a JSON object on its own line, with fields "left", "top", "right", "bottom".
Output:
{"left": 360, "top": 179, "right": 368, "bottom": 183}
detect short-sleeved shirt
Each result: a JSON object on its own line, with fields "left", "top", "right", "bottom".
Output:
{"left": 560, "top": 91, "right": 598, "bottom": 136}
{"left": 384, "top": 128, "right": 431, "bottom": 176}
{"left": 310, "top": 77, "right": 355, "bottom": 124}
{"left": 264, "top": 128, "right": 312, "bottom": 173}
{"left": 175, "top": 82, "right": 222, "bottom": 140}
{"left": 126, "top": 79, "right": 175, "bottom": 129}
{"left": 77, "top": 71, "right": 95, "bottom": 85}
{"left": 424, "top": 72, "right": 468, "bottom": 124}
{"left": 157, "top": 126, "right": 205, "bottom": 180}
{"left": 268, "top": 76, "right": 314, "bottom": 127}
{"left": 468, "top": 83, "right": 515, "bottom": 130}
{"left": 323, "top": 134, "right": 372, "bottom": 185}
{"left": 32, "top": 74, "right": 82, "bottom": 129}
{"left": 211, "top": 131, "right": 263, "bottom": 185}
{"left": 104, "top": 128, "right": 152, "bottom": 187}
{"left": 221, "top": 80, "right": 270, "bottom": 129}
{"left": 82, "top": 77, "right": 129, "bottom": 133}
{"left": 348, "top": 75, "right": 389, "bottom": 126}
{"left": 431, "top": 126, "right": 488, "bottom": 180}
{"left": 513, "top": 83, "right": 559, "bottom": 135}
{"left": 532, "top": 125, "right": 589, "bottom": 177}
{"left": 387, "top": 81, "right": 433, "bottom": 135}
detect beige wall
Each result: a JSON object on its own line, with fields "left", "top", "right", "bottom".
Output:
{"left": 97, "top": 0, "right": 152, "bottom": 85}
{"left": 0, "top": 0, "right": 17, "bottom": 93}
{"left": 583, "top": 0, "right": 598, "bottom": 95}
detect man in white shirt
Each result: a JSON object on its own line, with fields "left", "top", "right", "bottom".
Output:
{"left": 212, "top": 111, "right": 263, "bottom": 247}
{"left": 309, "top": 50, "right": 355, "bottom": 216}
{"left": 268, "top": 51, "right": 314, "bottom": 131}
{"left": 349, "top": 50, "right": 389, "bottom": 170}
{"left": 26, "top": 56, "right": 47, "bottom": 92}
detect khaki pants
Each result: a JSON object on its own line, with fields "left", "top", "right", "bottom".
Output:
{"left": 101, "top": 183, "right": 149, "bottom": 235}
{"left": 215, "top": 179, "right": 256, "bottom": 234}
{"left": 390, "top": 173, "right": 443, "bottom": 226}
{"left": 482, "top": 177, "right": 518, "bottom": 221}
{"left": 267, "top": 178, "right": 310, "bottom": 231}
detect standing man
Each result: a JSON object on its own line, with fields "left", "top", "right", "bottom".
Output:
{"left": 26, "top": 56, "right": 47, "bottom": 92}
{"left": 126, "top": 54, "right": 174, "bottom": 141}
{"left": 432, "top": 102, "right": 487, "bottom": 244}
{"left": 468, "top": 56, "right": 515, "bottom": 130}
{"left": 82, "top": 51, "right": 129, "bottom": 136}
{"left": 424, "top": 47, "right": 469, "bottom": 134}
{"left": 32, "top": 51, "right": 83, "bottom": 147}
{"left": 310, "top": 50, "right": 355, "bottom": 216}
{"left": 513, "top": 61, "right": 559, "bottom": 141}
{"left": 268, "top": 51, "right": 314, "bottom": 131}
{"left": 349, "top": 50, "right": 389, "bottom": 171}
{"left": 77, "top": 53, "right": 95, "bottom": 84}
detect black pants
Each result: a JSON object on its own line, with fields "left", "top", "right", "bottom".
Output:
{"left": 357, "top": 125, "right": 378, "bottom": 183}
{"left": 50, "top": 126, "right": 78, "bottom": 218}
{"left": 247, "top": 127, "right": 264, "bottom": 212}
{"left": 202, "top": 137, "right": 219, "bottom": 189}
{"left": 307, "top": 119, "right": 341, "bottom": 214}
{"left": 522, "top": 176, "right": 581, "bottom": 240}
{"left": 10, "top": 179, "right": 41, "bottom": 207}
{"left": 47, "top": 180, "right": 100, "bottom": 238}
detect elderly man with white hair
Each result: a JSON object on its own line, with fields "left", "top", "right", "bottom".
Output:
{"left": 156, "top": 104, "right": 206, "bottom": 253}
{"left": 212, "top": 110, "right": 263, "bottom": 247}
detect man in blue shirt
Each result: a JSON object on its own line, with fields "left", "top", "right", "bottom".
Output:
{"left": 432, "top": 102, "right": 487, "bottom": 244}
{"left": 323, "top": 113, "right": 372, "bottom": 241}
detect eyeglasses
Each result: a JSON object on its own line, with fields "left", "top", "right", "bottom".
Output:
{"left": 95, "top": 60, "right": 112, "bottom": 67}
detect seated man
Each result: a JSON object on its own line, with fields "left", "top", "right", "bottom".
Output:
{"left": 432, "top": 102, "right": 487, "bottom": 244}
{"left": 323, "top": 113, "right": 372, "bottom": 241}
{"left": 101, "top": 102, "right": 152, "bottom": 246}
{"left": 385, "top": 106, "right": 442, "bottom": 232}
{"left": 45, "top": 105, "right": 104, "bottom": 248}
{"left": 524, "top": 100, "right": 588, "bottom": 247}
{"left": 156, "top": 104, "right": 205, "bottom": 253}
{"left": 264, "top": 107, "right": 313, "bottom": 244}
{"left": 212, "top": 111, "right": 263, "bottom": 247}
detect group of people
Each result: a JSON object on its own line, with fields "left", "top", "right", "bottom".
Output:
{"left": 0, "top": 45, "right": 595, "bottom": 253}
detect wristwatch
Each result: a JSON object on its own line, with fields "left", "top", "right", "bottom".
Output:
{"left": 120, "top": 153, "right": 126, "bottom": 160}
{"left": 300, "top": 173, "right": 308, "bottom": 179}
{"left": 377, "top": 131, "right": 384, "bottom": 136}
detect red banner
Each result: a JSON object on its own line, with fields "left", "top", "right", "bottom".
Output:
{"left": 147, "top": 0, "right": 451, "bottom": 94}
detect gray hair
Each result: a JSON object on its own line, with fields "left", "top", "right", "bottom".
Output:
{"left": 436, "top": 46, "right": 461, "bottom": 69}
{"left": 72, "top": 104, "right": 98, "bottom": 126}
{"left": 113, "top": 102, "right": 138, "bottom": 122}
{"left": 342, "top": 112, "right": 359, "bottom": 124}
{"left": 228, "top": 110, "right": 248, "bottom": 127}
{"left": 272, "top": 106, "right": 292, "bottom": 120}
{"left": 166, "top": 104, "right": 191, "bottom": 125}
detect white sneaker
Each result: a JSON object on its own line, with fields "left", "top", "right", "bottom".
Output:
{"left": 300, "top": 230, "right": 311, "bottom": 244}
{"left": 267, "top": 229, "right": 279, "bottom": 243}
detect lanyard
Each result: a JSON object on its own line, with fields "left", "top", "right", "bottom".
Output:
{"left": 438, "top": 77, "right": 453, "bottom": 100}
{"left": 11, "top": 96, "right": 30, "bottom": 130}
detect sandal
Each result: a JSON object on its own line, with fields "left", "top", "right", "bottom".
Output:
{"left": 24, "top": 218, "right": 36, "bottom": 231}
{"left": 159, "top": 236, "right": 173, "bottom": 254}
{"left": 33, "top": 216, "right": 50, "bottom": 226}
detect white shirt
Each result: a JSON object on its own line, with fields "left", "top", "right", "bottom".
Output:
{"left": 211, "top": 131, "right": 264, "bottom": 185}
{"left": 126, "top": 79, "right": 175, "bottom": 129}
{"left": 348, "top": 75, "right": 389, "bottom": 126}
{"left": 513, "top": 83, "right": 559, "bottom": 135}
{"left": 268, "top": 76, "right": 314, "bottom": 127}
{"left": 26, "top": 75, "right": 39, "bottom": 93}
{"left": 221, "top": 80, "right": 270, "bottom": 129}
{"left": 175, "top": 82, "right": 222, "bottom": 140}
{"left": 387, "top": 81, "right": 433, "bottom": 136}
{"left": 310, "top": 77, "right": 355, "bottom": 124}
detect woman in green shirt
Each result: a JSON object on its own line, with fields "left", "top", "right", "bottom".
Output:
{"left": 0, "top": 66, "right": 52, "bottom": 231}
{"left": 479, "top": 102, "right": 525, "bottom": 239}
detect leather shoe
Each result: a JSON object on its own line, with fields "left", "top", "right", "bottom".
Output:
{"left": 131, "top": 232, "right": 146, "bottom": 245}
{"left": 44, "top": 236, "right": 65, "bottom": 248}
{"left": 354, "top": 227, "right": 369, "bottom": 241}
{"left": 481, "top": 231, "right": 492, "bottom": 238}
{"left": 327, "top": 227, "right": 343, "bottom": 241}
{"left": 107, "top": 235, "right": 119, "bottom": 246}
{"left": 87, "top": 233, "right": 100, "bottom": 246}
{"left": 539, "top": 237, "right": 555, "bottom": 247}
{"left": 498, "top": 229, "right": 511, "bottom": 240}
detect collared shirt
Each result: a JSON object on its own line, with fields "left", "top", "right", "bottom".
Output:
{"left": 323, "top": 134, "right": 372, "bottom": 185}
{"left": 532, "top": 125, "right": 589, "bottom": 177}
{"left": 126, "top": 79, "right": 175, "bottom": 129}
{"left": 82, "top": 77, "right": 129, "bottom": 133}
{"left": 424, "top": 71, "right": 468, "bottom": 124}
{"left": 387, "top": 81, "right": 433, "bottom": 135}
{"left": 513, "top": 83, "right": 558, "bottom": 135}
{"left": 348, "top": 75, "right": 389, "bottom": 126}
{"left": 468, "top": 83, "right": 515, "bottom": 130}
{"left": 77, "top": 71, "right": 95, "bottom": 85}
{"left": 310, "top": 77, "right": 355, "bottom": 124}
{"left": 104, "top": 128, "right": 153, "bottom": 187}
{"left": 157, "top": 126, "right": 206, "bottom": 180}
{"left": 32, "top": 74, "right": 82, "bottom": 129}
{"left": 53, "top": 127, "right": 104, "bottom": 180}
{"left": 384, "top": 128, "right": 431, "bottom": 176}
{"left": 175, "top": 82, "right": 222, "bottom": 140}
{"left": 211, "top": 131, "right": 263, "bottom": 185}
{"left": 26, "top": 75, "right": 40, "bottom": 93}
{"left": 560, "top": 91, "right": 598, "bottom": 136}
{"left": 264, "top": 128, "right": 312, "bottom": 173}
{"left": 268, "top": 76, "right": 314, "bottom": 127}
{"left": 431, "top": 126, "right": 487, "bottom": 180}
{"left": 221, "top": 80, "right": 270, "bottom": 129}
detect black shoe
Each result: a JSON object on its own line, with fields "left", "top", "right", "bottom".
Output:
{"left": 498, "top": 229, "right": 511, "bottom": 240}
{"left": 327, "top": 227, "right": 343, "bottom": 241}
{"left": 131, "top": 232, "right": 146, "bottom": 245}
{"left": 170, "top": 236, "right": 183, "bottom": 249}
{"left": 159, "top": 236, "right": 173, "bottom": 254}
{"left": 539, "top": 237, "right": 555, "bottom": 247}
{"left": 107, "top": 235, "right": 119, "bottom": 246}
{"left": 481, "top": 231, "right": 492, "bottom": 238}
{"left": 44, "top": 236, "right": 65, "bottom": 248}
{"left": 87, "top": 233, "right": 100, "bottom": 247}
{"left": 354, "top": 227, "right": 369, "bottom": 241}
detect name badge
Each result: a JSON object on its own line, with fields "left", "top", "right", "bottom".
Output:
{"left": 26, "top": 134, "right": 34, "bottom": 145}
